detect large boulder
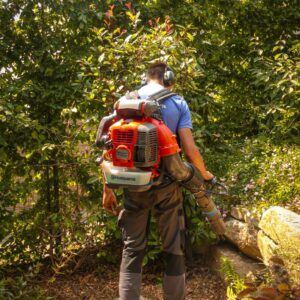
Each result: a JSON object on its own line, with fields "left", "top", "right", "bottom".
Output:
{"left": 206, "top": 243, "right": 264, "bottom": 280}
{"left": 257, "top": 206, "right": 300, "bottom": 284}
{"left": 225, "top": 218, "right": 262, "bottom": 260}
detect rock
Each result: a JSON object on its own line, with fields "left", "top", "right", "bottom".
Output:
{"left": 231, "top": 206, "right": 260, "bottom": 228}
{"left": 224, "top": 217, "right": 262, "bottom": 260}
{"left": 258, "top": 206, "right": 300, "bottom": 247}
{"left": 244, "top": 213, "right": 260, "bottom": 229}
{"left": 230, "top": 206, "right": 248, "bottom": 221}
{"left": 258, "top": 206, "right": 300, "bottom": 284}
{"left": 206, "top": 243, "right": 264, "bottom": 280}
{"left": 257, "top": 231, "right": 279, "bottom": 263}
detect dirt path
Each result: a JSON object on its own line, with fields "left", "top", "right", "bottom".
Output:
{"left": 40, "top": 256, "right": 227, "bottom": 300}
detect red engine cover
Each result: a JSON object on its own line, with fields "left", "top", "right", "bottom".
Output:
{"left": 109, "top": 117, "right": 180, "bottom": 168}
{"left": 110, "top": 120, "right": 137, "bottom": 168}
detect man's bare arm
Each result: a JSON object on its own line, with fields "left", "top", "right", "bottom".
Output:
{"left": 101, "top": 150, "right": 119, "bottom": 215}
{"left": 178, "top": 128, "right": 213, "bottom": 181}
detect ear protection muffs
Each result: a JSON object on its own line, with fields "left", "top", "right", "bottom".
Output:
{"left": 140, "top": 73, "right": 147, "bottom": 86}
{"left": 163, "top": 67, "right": 175, "bottom": 87}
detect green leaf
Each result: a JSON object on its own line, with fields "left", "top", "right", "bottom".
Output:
{"left": 274, "top": 53, "right": 282, "bottom": 60}
{"left": 87, "top": 176, "right": 99, "bottom": 184}
{"left": 31, "top": 131, "right": 39, "bottom": 140}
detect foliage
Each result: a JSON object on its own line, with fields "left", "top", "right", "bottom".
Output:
{"left": 206, "top": 137, "right": 300, "bottom": 214}
{"left": 184, "top": 191, "right": 218, "bottom": 246}
{"left": 0, "top": 0, "right": 207, "bottom": 272}
{"left": 0, "top": 0, "right": 299, "bottom": 293}
{"left": 78, "top": 6, "right": 202, "bottom": 107}
{"left": 221, "top": 255, "right": 300, "bottom": 300}
{"left": 236, "top": 257, "right": 300, "bottom": 299}
{"left": 0, "top": 0, "right": 119, "bottom": 267}
{"left": 139, "top": 0, "right": 300, "bottom": 142}
{"left": 0, "top": 264, "right": 51, "bottom": 300}
{"left": 220, "top": 257, "right": 245, "bottom": 300}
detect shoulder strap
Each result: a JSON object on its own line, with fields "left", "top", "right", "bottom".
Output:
{"left": 125, "top": 90, "right": 140, "bottom": 99}
{"left": 148, "top": 88, "right": 176, "bottom": 103}
{"left": 147, "top": 89, "right": 177, "bottom": 121}
{"left": 125, "top": 88, "right": 176, "bottom": 102}
{"left": 150, "top": 89, "right": 182, "bottom": 146}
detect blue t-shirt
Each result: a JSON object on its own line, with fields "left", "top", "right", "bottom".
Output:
{"left": 138, "top": 83, "right": 192, "bottom": 134}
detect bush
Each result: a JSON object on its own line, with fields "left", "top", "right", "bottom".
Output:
{"left": 0, "top": 265, "right": 51, "bottom": 300}
{"left": 205, "top": 136, "right": 300, "bottom": 214}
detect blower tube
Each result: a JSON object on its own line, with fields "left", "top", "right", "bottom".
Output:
{"left": 162, "top": 154, "right": 226, "bottom": 235}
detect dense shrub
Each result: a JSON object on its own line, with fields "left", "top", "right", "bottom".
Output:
{"left": 0, "top": 0, "right": 299, "bottom": 277}
{"left": 205, "top": 137, "right": 300, "bottom": 214}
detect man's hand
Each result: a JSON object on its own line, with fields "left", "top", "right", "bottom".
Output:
{"left": 103, "top": 185, "right": 118, "bottom": 216}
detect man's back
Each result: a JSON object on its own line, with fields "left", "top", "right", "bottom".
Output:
{"left": 138, "top": 82, "right": 192, "bottom": 134}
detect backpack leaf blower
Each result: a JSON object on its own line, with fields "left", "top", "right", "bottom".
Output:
{"left": 96, "top": 90, "right": 226, "bottom": 235}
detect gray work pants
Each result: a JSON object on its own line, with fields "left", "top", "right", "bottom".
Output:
{"left": 118, "top": 182, "right": 186, "bottom": 300}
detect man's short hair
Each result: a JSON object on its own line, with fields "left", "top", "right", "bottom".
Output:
{"left": 147, "top": 62, "right": 168, "bottom": 81}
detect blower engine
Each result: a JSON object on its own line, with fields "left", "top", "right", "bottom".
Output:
{"left": 96, "top": 97, "right": 180, "bottom": 191}
{"left": 95, "top": 92, "right": 226, "bottom": 235}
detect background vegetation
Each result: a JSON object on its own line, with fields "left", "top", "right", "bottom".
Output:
{"left": 0, "top": 0, "right": 299, "bottom": 298}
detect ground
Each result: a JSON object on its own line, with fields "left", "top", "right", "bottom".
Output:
{"left": 39, "top": 253, "right": 227, "bottom": 300}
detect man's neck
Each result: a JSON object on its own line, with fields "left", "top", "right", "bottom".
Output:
{"left": 147, "top": 79, "right": 164, "bottom": 87}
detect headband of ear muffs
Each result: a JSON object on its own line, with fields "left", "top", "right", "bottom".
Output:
{"left": 163, "top": 67, "right": 175, "bottom": 87}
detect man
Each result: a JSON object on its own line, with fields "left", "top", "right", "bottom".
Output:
{"left": 103, "top": 62, "right": 213, "bottom": 300}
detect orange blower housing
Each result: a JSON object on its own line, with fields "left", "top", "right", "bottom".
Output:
{"left": 108, "top": 117, "right": 179, "bottom": 171}
{"left": 96, "top": 97, "right": 181, "bottom": 190}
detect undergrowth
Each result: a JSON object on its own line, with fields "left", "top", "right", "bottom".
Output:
{"left": 220, "top": 255, "right": 300, "bottom": 300}
{"left": 220, "top": 257, "right": 245, "bottom": 299}
{"left": 205, "top": 136, "right": 299, "bottom": 214}
{"left": 0, "top": 264, "right": 51, "bottom": 300}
